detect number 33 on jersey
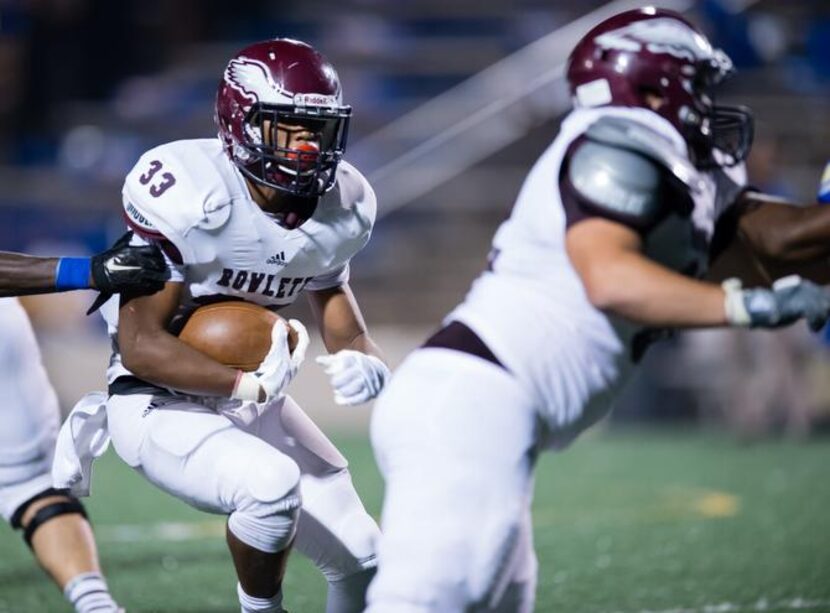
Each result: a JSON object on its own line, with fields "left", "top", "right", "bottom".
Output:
{"left": 119, "top": 138, "right": 376, "bottom": 310}
{"left": 138, "top": 160, "right": 177, "bottom": 198}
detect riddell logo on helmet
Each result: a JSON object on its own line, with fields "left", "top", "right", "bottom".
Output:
{"left": 293, "top": 93, "right": 337, "bottom": 107}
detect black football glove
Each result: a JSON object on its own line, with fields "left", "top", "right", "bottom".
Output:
{"left": 87, "top": 231, "right": 169, "bottom": 314}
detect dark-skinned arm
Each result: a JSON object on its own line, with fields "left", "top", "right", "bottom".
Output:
{"left": 737, "top": 192, "right": 830, "bottom": 262}
{"left": 306, "top": 283, "right": 385, "bottom": 360}
{"left": 0, "top": 253, "right": 65, "bottom": 297}
{"left": 117, "top": 282, "right": 241, "bottom": 396}
{"left": 708, "top": 193, "right": 830, "bottom": 286}
{"left": 0, "top": 233, "right": 168, "bottom": 298}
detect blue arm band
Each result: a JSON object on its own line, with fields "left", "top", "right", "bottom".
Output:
{"left": 55, "top": 257, "right": 92, "bottom": 291}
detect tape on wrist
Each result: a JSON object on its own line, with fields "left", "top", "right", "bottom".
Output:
{"left": 722, "top": 278, "right": 751, "bottom": 326}
{"left": 55, "top": 257, "right": 92, "bottom": 291}
{"left": 231, "top": 371, "right": 262, "bottom": 402}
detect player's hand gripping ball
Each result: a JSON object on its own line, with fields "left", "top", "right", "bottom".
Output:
{"left": 179, "top": 301, "right": 309, "bottom": 404}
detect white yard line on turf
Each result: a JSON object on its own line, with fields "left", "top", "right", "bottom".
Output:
{"left": 97, "top": 519, "right": 225, "bottom": 543}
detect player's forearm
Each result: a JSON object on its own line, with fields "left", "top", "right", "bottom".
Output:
{"left": 320, "top": 311, "right": 387, "bottom": 363}
{"left": 119, "top": 329, "right": 239, "bottom": 396}
{"left": 582, "top": 251, "right": 727, "bottom": 328}
{"left": 309, "top": 284, "right": 386, "bottom": 361}
{"left": 339, "top": 330, "right": 385, "bottom": 361}
{"left": 738, "top": 194, "right": 830, "bottom": 262}
{"left": 0, "top": 253, "right": 88, "bottom": 297}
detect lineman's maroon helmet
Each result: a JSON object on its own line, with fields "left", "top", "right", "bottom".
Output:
{"left": 566, "top": 7, "right": 752, "bottom": 168}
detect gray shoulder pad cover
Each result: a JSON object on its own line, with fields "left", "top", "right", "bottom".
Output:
{"left": 584, "top": 116, "right": 705, "bottom": 194}
{"left": 568, "top": 139, "right": 663, "bottom": 222}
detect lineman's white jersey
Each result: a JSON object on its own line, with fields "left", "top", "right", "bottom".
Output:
{"left": 104, "top": 138, "right": 376, "bottom": 386}
{"left": 448, "top": 107, "right": 747, "bottom": 448}
{"left": 0, "top": 299, "right": 61, "bottom": 520}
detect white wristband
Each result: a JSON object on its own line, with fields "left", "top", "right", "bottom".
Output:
{"left": 722, "top": 278, "right": 751, "bottom": 326}
{"left": 231, "top": 371, "right": 262, "bottom": 401}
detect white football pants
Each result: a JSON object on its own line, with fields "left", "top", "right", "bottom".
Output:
{"left": 106, "top": 391, "right": 378, "bottom": 597}
{"left": 368, "top": 348, "right": 540, "bottom": 613}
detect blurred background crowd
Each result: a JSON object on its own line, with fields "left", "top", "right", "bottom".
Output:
{"left": 1, "top": 0, "right": 829, "bottom": 439}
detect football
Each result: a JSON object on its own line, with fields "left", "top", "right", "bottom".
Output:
{"left": 177, "top": 301, "right": 295, "bottom": 371}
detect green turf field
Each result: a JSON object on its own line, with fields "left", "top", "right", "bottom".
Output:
{"left": 1, "top": 428, "right": 829, "bottom": 612}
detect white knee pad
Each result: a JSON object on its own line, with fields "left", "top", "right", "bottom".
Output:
{"left": 296, "top": 468, "right": 379, "bottom": 582}
{"left": 227, "top": 458, "right": 303, "bottom": 554}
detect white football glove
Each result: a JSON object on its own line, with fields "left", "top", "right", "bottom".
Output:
{"left": 316, "top": 350, "right": 391, "bottom": 406}
{"left": 723, "top": 276, "right": 830, "bottom": 331}
{"left": 231, "top": 318, "right": 309, "bottom": 402}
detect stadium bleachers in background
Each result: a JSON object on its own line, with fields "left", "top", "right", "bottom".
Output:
{"left": 0, "top": 0, "right": 828, "bottom": 283}
{"left": 1, "top": 0, "right": 830, "bottom": 433}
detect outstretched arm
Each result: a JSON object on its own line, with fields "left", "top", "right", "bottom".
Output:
{"left": 0, "top": 232, "right": 168, "bottom": 298}
{"left": 0, "top": 253, "right": 64, "bottom": 297}
{"left": 708, "top": 192, "right": 830, "bottom": 286}
{"left": 737, "top": 192, "right": 830, "bottom": 263}
{"left": 567, "top": 217, "right": 830, "bottom": 331}
{"left": 567, "top": 218, "right": 729, "bottom": 328}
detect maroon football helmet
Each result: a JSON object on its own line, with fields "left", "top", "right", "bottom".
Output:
{"left": 566, "top": 7, "right": 753, "bottom": 168}
{"left": 215, "top": 38, "right": 351, "bottom": 197}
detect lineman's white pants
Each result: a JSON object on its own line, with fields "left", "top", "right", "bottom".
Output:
{"left": 368, "top": 349, "right": 540, "bottom": 613}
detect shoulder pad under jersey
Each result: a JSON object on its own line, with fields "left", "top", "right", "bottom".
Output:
{"left": 568, "top": 138, "right": 664, "bottom": 225}
{"left": 318, "top": 161, "right": 376, "bottom": 252}
{"left": 337, "top": 161, "right": 376, "bottom": 229}
{"left": 584, "top": 115, "right": 705, "bottom": 194}
{"left": 122, "top": 140, "right": 233, "bottom": 263}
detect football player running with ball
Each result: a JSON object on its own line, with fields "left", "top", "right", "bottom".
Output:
{"left": 367, "top": 9, "right": 830, "bottom": 613}
{"left": 1, "top": 235, "right": 166, "bottom": 613}
{"left": 62, "top": 39, "right": 388, "bottom": 613}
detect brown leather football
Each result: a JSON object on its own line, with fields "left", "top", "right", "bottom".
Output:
{"left": 177, "top": 301, "right": 295, "bottom": 372}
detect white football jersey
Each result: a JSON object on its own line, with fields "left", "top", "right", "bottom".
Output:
{"left": 104, "top": 138, "right": 376, "bottom": 385}
{"left": 0, "top": 299, "right": 61, "bottom": 487}
{"left": 448, "top": 107, "right": 747, "bottom": 447}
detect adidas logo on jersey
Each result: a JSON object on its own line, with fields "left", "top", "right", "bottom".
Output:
{"left": 266, "top": 251, "right": 287, "bottom": 266}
